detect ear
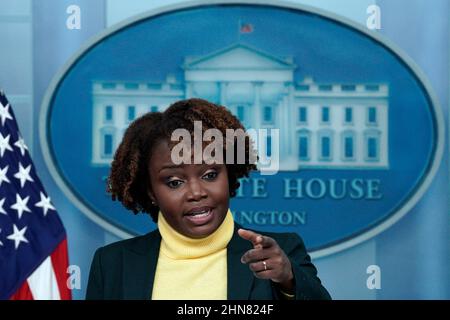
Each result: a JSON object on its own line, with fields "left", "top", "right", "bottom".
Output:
{"left": 147, "top": 187, "right": 157, "bottom": 205}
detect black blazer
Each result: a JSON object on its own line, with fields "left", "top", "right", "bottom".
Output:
{"left": 86, "top": 224, "right": 331, "bottom": 300}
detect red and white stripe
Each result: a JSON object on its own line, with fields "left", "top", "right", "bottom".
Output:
{"left": 10, "top": 238, "right": 72, "bottom": 300}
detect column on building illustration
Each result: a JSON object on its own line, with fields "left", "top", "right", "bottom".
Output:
{"left": 253, "top": 81, "right": 262, "bottom": 131}
{"left": 219, "top": 81, "right": 228, "bottom": 106}
{"left": 286, "top": 81, "right": 295, "bottom": 157}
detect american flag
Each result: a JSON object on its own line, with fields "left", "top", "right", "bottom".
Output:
{"left": 0, "top": 91, "right": 71, "bottom": 300}
{"left": 240, "top": 22, "right": 254, "bottom": 33}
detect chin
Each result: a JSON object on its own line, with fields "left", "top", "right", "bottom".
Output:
{"left": 188, "top": 224, "right": 218, "bottom": 238}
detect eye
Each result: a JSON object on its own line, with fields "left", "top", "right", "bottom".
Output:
{"left": 166, "top": 180, "right": 183, "bottom": 189}
{"left": 203, "top": 171, "right": 218, "bottom": 181}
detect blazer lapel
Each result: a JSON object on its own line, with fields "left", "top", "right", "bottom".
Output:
{"left": 227, "top": 225, "right": 255, "bottom": 300}
{"left": 121, "top": 226, "right": 254, "bottom": 300}
{"left": 122, "top": 231, "right": 161, "bottom": 300}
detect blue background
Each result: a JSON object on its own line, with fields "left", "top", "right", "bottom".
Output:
{"left": 49, "top": 5, "right": 436, "bottom": 251}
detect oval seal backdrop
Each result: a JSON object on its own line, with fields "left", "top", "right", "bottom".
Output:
{"left": 40, "top": 1, "right": 444, "bottom": 258}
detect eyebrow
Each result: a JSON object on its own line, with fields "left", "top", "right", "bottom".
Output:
{"left": 158, "top": 163, "right": 218, "bottom": 173}
{"left": 158, "top": 164, "right": 184, "bottom": 172}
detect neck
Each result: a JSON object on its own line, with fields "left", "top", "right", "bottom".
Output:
{"left": 157, "top": 209, "right": 234, "bottom": 259}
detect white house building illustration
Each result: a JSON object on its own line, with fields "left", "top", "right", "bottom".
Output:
{"left": 92, "top": 43, "right": 389, "bottom": 170}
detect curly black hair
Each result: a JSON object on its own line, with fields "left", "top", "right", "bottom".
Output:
{"left": 107, "top": 98, "right": 258, "bottom": 222}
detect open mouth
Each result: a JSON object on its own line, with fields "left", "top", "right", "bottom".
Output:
{"left": 184, "top": 207, "right": 214, "bottom": 225}
{"left": 185, "top": 209, "right": 212, "bottom": 218}
{"left": 185, "top": 207, "right": 212, "bottom": 216}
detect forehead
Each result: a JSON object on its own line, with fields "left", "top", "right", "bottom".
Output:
{"left": 149, "top": 139, "right": 221, "bottom": 170}
{"left": 150, "top": 139, "right": 173, "bottom": 163}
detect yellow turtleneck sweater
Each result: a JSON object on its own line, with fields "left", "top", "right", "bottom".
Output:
{"left": 151, "top": 209, "right": 234, "bottom": 300}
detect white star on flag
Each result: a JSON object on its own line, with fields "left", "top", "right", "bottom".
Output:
{"left": 0, "top": 133, "right": 13, "bottom": 157}
{"left": 10, "top": 194, "right": 31, "bottom": 219}
{"left": 0, "top": 90, "right": 72, "bottom": 299}
{"left": 35, "top": 192, "right": 56, "bottom": 216}
{"left": 14, "top": 163, "right": 34, "bottom": 188}
{"left": 14, "top": 137, "right": 28, "bottom": 156}
{"left": 0, "top": 198, "right": 7, "bottom": 215}
{"left": 0, "top": 165, "right": 10, "bottom": 186}
{"left": 0, "top": 101, "right": 13, "bottom": 126}
{"left": 7, "top": 224, "right": 28, "bottom": 249}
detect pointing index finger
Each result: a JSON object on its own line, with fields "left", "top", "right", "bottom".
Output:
{"left": 238, "top": 228, "right": 263, "bottom": 247}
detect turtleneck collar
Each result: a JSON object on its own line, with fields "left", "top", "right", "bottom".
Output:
{"left": 157, "top": 209, "right": 234, "bottom": 260}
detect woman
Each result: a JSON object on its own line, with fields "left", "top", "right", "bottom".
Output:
{"left": 86, "top": 98, "right": 331, "bottom": 300}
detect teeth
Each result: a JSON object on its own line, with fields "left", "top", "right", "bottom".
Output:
{"left": 190, "top": 209, "right": 210, "bottom": 216}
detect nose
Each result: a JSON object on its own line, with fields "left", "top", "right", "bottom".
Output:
{"left": 186, "top": 179, "right": 207, "bottom": 202}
